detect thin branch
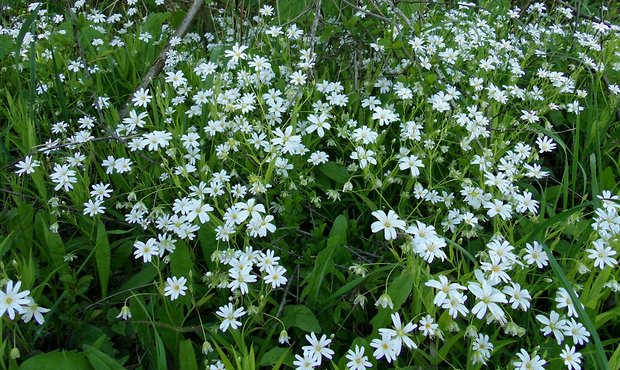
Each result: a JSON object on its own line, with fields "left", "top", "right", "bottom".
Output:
{"left": 65, "top": 1, "right": 115, "bottom": 139}
{"left": 340, "top": 0, "right": 391, "bottom": 23}
{"left": 118, "top": 0, "right": 205, "bottom": 120}
{"left": 307, "top": 0, "right": 323, "bottom": 82}
{"left": 276, "top": 264, "right": 298, "bottom": 318}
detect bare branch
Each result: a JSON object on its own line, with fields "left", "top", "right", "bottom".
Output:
{"left": 118, "top": 0, "right": 205, "bottom": 120}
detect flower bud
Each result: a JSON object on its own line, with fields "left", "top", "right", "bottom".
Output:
{"left": 375, "top": 293, "right": 394, "bottom": 309}
{"left": 278, "top": 330, "right": 290, "bottom": 344}
{"left": 9, "top": 347, "right": 20, "bottom": 360}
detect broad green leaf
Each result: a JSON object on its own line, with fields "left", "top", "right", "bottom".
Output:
{"left": 0, "top": 232, "right": 14, "bottom": 259}
{"left": 277, "top": 0, "right": 312, "bottom": 23}
{"left": 154, "top": 330, "right": 168, "bottom": 370}
{"left": 95, "top": 220, "right": 111, "bottom": 297}
{"left": 142, "top": 12, "right": 170, "bottom": 40}
{"left": 83, "top": 345, "right": 125, "bottom": 370}
{"left": 13, "top": 4, "right": 40, "bottom": 64}
{"left": 370, "top": 269, "right": 414, "bottom": 331}
{"left": 538, "top": 241, "right": 608, "bottom": 369}
{"left": 0, "top": 35, "right": 12, "bottom": 61}
{"left": 19, "top": 350, "right": 92, "bottom": 370}
{"left": 170, "top": 241, "right": 194, "bottom": 279}
{"left": 213, "top": 342, "right": 236, "bottom": 370}
{"left": 318, "top": 162, "right": 350, "bottom": 184}
{"left": 259, "top": 347, "right": 290, "bottom": 368}
{"left": 112, "top": 264, "right": 157, "bottom": 298}
{"left": 328, "top": 214, "right": 347, "bottom": 248}
{"left": 283, "top": 305, "right": 322, "bottom": 333}
{"left": 179, "top": 340, "right": 198, "bottom": 370}
{"left": 302, "top": 215, "right": 347, "bottom": 307}
{"left": 609, "top": 343, "right": 620, "bottom": 370}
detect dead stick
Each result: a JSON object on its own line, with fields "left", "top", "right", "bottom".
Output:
{"left": 118, "top": 0, "right": 205, "bottom": 120}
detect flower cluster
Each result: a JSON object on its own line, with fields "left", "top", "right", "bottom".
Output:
{"left": 3, "top": 0, "right": 620, "bottom": 368}
{"left": 0, "top": 280, "right": 49, "bottom": 325}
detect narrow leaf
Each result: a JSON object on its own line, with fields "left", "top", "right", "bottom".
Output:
{"left": 95, "top": 220, "right": 111, "bottom": 298}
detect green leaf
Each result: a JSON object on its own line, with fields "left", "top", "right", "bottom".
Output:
{"left": 213, "top": 342, "right": 236, "bottom": 370}
{"left": 259, "top": 347, "right": 290, "bottom": 368}
{"left": 371, "top": 269, "right": 414, "bottom": 331}
{"left": 19, "top": 350, "right": 93, "bottom": 370}
{"left": 283, "top": 305, "right": 322, "bottom": 333}
{"left": 302, "top": 215, "right": 347, "bottom": 307}
{"left": 179, "top": 340, "right": 198, "bottom": 370}
{"left": 112, "top": 264, "right": 157, "bottom": 299}
{"left": 95, "top": 221, "right": 111, "bottom": 297}
{"left": 154, "top": 330, "right": 168, "bottom": 370}
{"left": 609, "top": 343, "right": 620, "bottom": 370}
{"left": 277, "top": 0, "right": 312, "bottom": 22}
{"left": 83, "top": 345, "right": 125, "bottom": 370}
{"left": 318, "top": 162, "right": 350, "bottom": 184}
{"left": 13, "top": 4, "right": 40, "bottom": 64}
{"left": 170, "top": 241, "right": 194, "bottom": 279}
{"left": 142, "top": 12, "right": 170, "bottom": 40}
{"left": 327, "top": 214, "right": 347, "bottom": 248}
{"left": 0, "top": 232, "right": 14, "bottom": 259}
{"left": 537, "top": 241, "right": 608, "bottom": 369}
{"left": 0, "top": 35, "right": 13, "bottom": 61}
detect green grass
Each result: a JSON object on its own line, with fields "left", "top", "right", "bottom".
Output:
{"left": 1, "top": 0, "right": 620, "bottom": 369}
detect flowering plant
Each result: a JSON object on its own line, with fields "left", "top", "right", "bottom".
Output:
{"left": 1, "top": 0, "right": 620, "bottom": 369}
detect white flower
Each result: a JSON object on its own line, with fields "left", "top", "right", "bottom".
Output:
{"left": 372, "top": 106, "right": 398, "bottom": 126}
{"left": 441, "top": 291, "right": 469, "bottom": 318}
{"left": 278, "top": 330, "right": 290, "bottom": 344}
{"left": 371, "top": 210, "right": 406, "bottom": 240}
{"left": 484, "top": 199, "right": 512, "bottom": 220}
{"left": 305, "top": 112, "right": 331, "bottom": 137}
{"left": 20, "top": 297, "right": 50, "bottom": 325}
{"left": 513, "top": 348, "right": 546, "bottom": 370}
{"left": 345, "top": 345, "right": 372, "bottom": 370}
{"left": 563, "top": 318, "right": 590, "bottom": 345}
{"left": 116, "top": 305, "right": 132, "bottom": 320}
{"left": 536, "top": 310, "right": 568, "bottom": 345}
{"left": 471, "top": 333, "right": 493, "bottom": 365}
{"left": 90, "top": 183, "right": 113, "bottom": 201}
{"left": 302, "top": 332, "right": 334, "bottom": 365}
{"left": 378, "top": 312, "right": 417, "bottom": 353}
{"left": 556, "top": 287, "right": 580, "bottom": 317}
{"left": 15, "top": 156, "right": 40, "bottom": 176}
{"left": 560, "top": 345, "right": 582, "bottom": 370}
{"left": 536, "top": 135, "right": 557, "bottom": 153}
{"left": 215, "top": 303, "right": 245, "bottom": 332}
{"left": 585, "top": 239, "right": 617, "bottom": 269}
{"left": 290, "top": 71, "right": 307, "bottom": 86}
{"left": 503, "top": 283, "right": 531, "bottom": 311}
{"left": 228, "top": 266, "right": 257, "bottom": 294}
{"left": 132, "top": 87, "right": 151, "bottom": 108}
{"left": 418, "top": 314, "right": 439, "bottom": 337}
{"left": 370, "top": 333, "right": 397, "bottom": 363}
{"left": 50, "top": 164, "right": 77, "bottom": 192}
{"left": 263, "top": 265, "right": 287, "bottom": 288}
{"left": 398, "top": 154, "right": 424, "bottom": 177}
{"left": 293, "top": 352, "right": 320, "bottom": 370}
{"left": 83, "top": 199, "right": 106, "bottom": 217}
{"left": 375, "top": 293, "right": 393, "bottom": 309}
{"left": 224, "top": 42, "right": 248, "bottom": 65}
{"left": 425, "top": 275, "right": 467, "bottom": 306}
{"left": 164, "top": 276, "right": 188, "bottom": 301}
{"left": 468, "top": 280, "right": 507, "bottom": 323}
{"left": 246, "top": 214, "right": 276, "bottom": 238}
{"left": 0, "top": 280, "right": 30, "bottom": 320}
{"left": 133, "top": 239, "right": 159, "bottom": 263}
{"left": 524, "top": 241, "right": 549, "bottom": 268}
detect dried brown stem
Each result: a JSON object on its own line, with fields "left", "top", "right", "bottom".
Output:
{"left": 118, "top": 0, "right": 205, "bottom": 120}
